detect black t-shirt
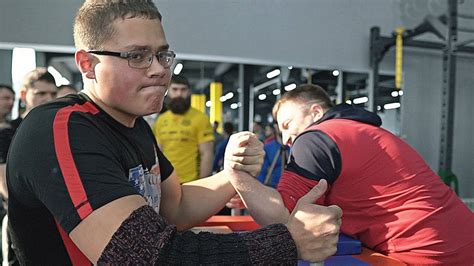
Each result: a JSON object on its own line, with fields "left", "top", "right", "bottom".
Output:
{"left": 0, "top": 117, "right": 22, "bottom": 164}
{"left": 7, "top": 93, "right": 173, "bottom": 264}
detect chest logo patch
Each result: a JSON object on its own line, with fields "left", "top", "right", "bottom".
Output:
{"left": 128, "top": 163, "right": 161, "bottom": 213}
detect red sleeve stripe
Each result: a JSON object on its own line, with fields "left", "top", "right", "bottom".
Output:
{"left": 277, "top": 170, "right": 327, "bottom": 212}
{"left": 53, "top": 102, "right": 99, "bottom": 220}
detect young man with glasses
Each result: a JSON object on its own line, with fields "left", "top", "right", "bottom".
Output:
{"left": 6, "top": 0, "right": 342, "bottom": 264}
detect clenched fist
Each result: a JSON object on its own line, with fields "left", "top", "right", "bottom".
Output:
{"left": 286, "top": 179, "right": 343, "bottom": 262}
{"left": 223, "top": 131, "right": 265, "bottom": 177}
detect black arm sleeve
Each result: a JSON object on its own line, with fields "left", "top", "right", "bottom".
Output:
{"left": 99, "top": 206, "right": 297, "bottom": 265}
{"left": 286, "top": 130, "right": 341, "bottom": 184}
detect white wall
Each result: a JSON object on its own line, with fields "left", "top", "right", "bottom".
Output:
{"left": 402, "top": 50, "right": 474, "bottom": 197}
{"left": 1, "top": 0, "right": 402, "bottom": 70}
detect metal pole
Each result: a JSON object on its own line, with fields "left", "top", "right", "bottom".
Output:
{"left": 439, "top": 0, "right": 457, "bottom": 172}
{"left": 238, "top": 64, "right": 252, "bottom": 131}
{"left": 369, "top": 27, "right": 381, "bottom": 112}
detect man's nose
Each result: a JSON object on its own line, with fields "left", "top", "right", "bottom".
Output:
{"left": 147, "top": 55, "right": 167, "bottom": 77}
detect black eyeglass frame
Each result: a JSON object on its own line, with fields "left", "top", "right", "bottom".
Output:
{"left": 87, "top": 50, "right": 176, "bottom": 69}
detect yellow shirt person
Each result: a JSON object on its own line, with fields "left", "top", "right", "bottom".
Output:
{"left": 154, "top": 107, "right": 214, "bottom": 183}
{"left": 153, "top": 75, "right": 214, "bottom": 183}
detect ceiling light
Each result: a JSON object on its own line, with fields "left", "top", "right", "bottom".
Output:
{"left": 346, "top": 100, "right": 352, "bottom": 104}
{"left": 377, "top": 105, "right": 382, "bottom": 111}
{"left": 332, "top": 70, "right": 340, "bottom": 76}
{"left": 391, "top": 91, "right": 399, "bottom": 97}
{"left": 47, "top": 66, "right": 66, "bottom": 87}
{"left": 59, "top": 77, "right": 71, "bottom": 86}
{"left": 173, "top": 63, "right": 183, "bottom": 75}
{"left": 353, "top": 96, "right": 368, "bottom": 104}
{"left": 384, "top": 102, "right": 401, "bottom": 110}
{"left": 398, "top": 90, "right": 404, "bottom": 96}
{"left": 272, "top": 89, "right": 281, "bottom": 95}
{"left": 258, "top": 94, "right": 267, "bottom": 100}
{"left": 206, "top": 101, "right": 211, "bottom": 107}
{"left": 225, "top": 92, "right": 234, "bottom": 99}
{"left": 219, "top": 95, "right": 227, "bottom": 102}
{"left": 288, "top": 66, "right": 293, "bottom": 70}
{"left": 266, "top": 69, "right": 281, "bottom": 79}
{"left": 284, "top": 83, "right": 296, "bottom": 91}
{"left": 230, "top": 103, "right": 239, "bottom": 109}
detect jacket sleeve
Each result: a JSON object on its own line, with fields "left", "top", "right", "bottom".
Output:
{"left": 277, "top": 130, "right": 341, "bottom": 211}
{"left": 98, "top": 205, "right": 297, "bottom": 265}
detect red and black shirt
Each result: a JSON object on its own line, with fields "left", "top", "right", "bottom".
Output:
{"left": 277, "top": 104, "right": 474, "bottom": 264}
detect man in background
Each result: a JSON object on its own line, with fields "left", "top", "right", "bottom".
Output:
{"left": 212, "top": 122, "right": 235, "bottom": 173}
{"left": 153, "top": 75, "right": 214, "bottom": 183}
{"left": 0, "top": 84, "right": 14, "bottom": 262}
{"left": 0, "top": 85, "right": 15, "bottom": 130}
{"left": 257, "top": 122, "right": 288, "bottom": 188}
{"left": 0, "top": 68, "right": 57, "bottom": 200}
{"left": 0, "top": 85, "right": 15, "bottom": 164}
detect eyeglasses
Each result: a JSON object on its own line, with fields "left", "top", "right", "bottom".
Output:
{"left": 88, "top": 50, "right": 176, "bottom": 69}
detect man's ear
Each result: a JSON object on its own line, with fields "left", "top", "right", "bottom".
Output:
{"left": 310, "top": 103, "right": 325, "bottom": 121}
{"left": 75, "top": 50, "right": 96, "bottom": 79}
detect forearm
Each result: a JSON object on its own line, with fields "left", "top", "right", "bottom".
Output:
{"left": 199, "top": 152, "right": 213, "bottom": 178}
{"left": 99, "top": 205, "right": 297, "bottom": 265}
{"left": 169, "top": 171, "right": 236, "bottom": 230}
{"left": 230, "top": 170, "right": 290, "bottom": 226}
{"left": 0, "top": 164, "right": 8, "bottom": 199}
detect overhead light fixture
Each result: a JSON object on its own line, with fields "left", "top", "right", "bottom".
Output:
{"left": 346, "top": 100, "right": 352, "bottom": 104}
{"left": 353, "top": 96, "right": 368, "bottom": 104}
{"left": 332, "top": 70, "right": 340, "bottom": 77}
{"left": 205, "top": 100, "right": 212, "bottom": 107}
{"left": 258, "top": 94, "right": 267, "bottom": 100}
{"left": 384, "top": 102, "right": 401, "bottom": 110}
{"left": 398, "top": 90, "right": 404, "bottom": 96}
{"left": 288, "top": 66, "right": 293, "bottom": 70}
{"left": 173, "top": 63, "right": 183, "bottom": 75}
{"left": 47, "top": 66, "right": 69, "bottom": 86}
{"left": 272, "top": 89, "right": 281, "bottom": 95}
{"left": 284, "top": 83, "right": 296, "bottom": 91}
{"left": 225, "top": 92, "right": 234, "bottom": 100}
{"left": 377, "top": 105, "right": 382, "bottom": 111}
{"left": 59, "top": 77, "right": 71, "bottom": 85}
{"left": 266, "top": 69, "right": 281, "bottom": 79}
{"left": 391, "top": 91, "right": 399, "bottom": 97}
{"left": 220, "top": 92, "right": 235, "bottom": 102}
{"left": 230, "top": 103, "right": 239, "bottom": 109}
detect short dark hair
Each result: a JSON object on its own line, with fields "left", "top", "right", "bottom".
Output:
{"left": 0, "top": 84, "right": 14, "bottom": 95}
{"left": 223, "top": 122, "right": 235, "bottom": 135}
{"left": 74, "top": 0, "right": 162, "bottom": 50}
{"left": 171, "top": 75, "right": 190, "bottom": 88}
{"left": 21, "top": 67, "right": 57, "bottom": 92}
{"left": 273, "top": 84, "right": 333, "bottom": 118}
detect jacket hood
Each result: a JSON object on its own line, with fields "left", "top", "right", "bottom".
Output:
{"left": 316, "top": 103, "right": 382, "bottom": 127}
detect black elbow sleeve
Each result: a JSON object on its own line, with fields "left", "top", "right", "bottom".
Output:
{"left": 99, "top": 205, "right": 296, "bottom": 265}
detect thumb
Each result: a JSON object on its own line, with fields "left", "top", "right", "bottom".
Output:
{"left": 297, "top": 179, "right": 328, "bottom": 205}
